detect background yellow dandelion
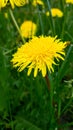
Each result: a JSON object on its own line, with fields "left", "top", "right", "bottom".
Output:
{"left": 66, "top": 0, "right": 73, "bottom": 4}
{"left": 20, "top": 20, "right": 36, "bottom": 38}
{"left": 46, "top": 8, "right": 63, "bottom": 17}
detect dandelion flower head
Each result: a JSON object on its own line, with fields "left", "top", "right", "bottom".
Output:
{"left": 20, "top": 20, "right": 36, "bottom": 38}
{"left": 46, "top": 8, "right": 63, "bottom": 17}
{"left": 9, "top": 0, "right": 28, "bottom": 9}
{"left": 32, "top": 0, "right": 44, "bottom": 7}
{"left": 0, "top": 0, "right": 7, "bottom": 9}
{"left": 66, "top": 0, "right": 73, "bottom": 4}
{"left": 11, "top": 36, "right": 67, "bottom": 77}
{"left": 0, "top": 0, "right": 28, "bottom": 9}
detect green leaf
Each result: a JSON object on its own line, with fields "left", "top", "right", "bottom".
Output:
{"left": 55, "top": 45, "right": 73, "bottom": 84}
{"left": 15, "top": 117, "right": 42, "bottom": 130}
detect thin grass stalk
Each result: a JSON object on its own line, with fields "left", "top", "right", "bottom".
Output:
{"left": 46, "top": 0, "right": 55, "bottom": 36}
{"left": 61, "top": 98, "right": 73, "bottom": 115}
{"left": 36, "top": 5, "right": 44, "bottom": 35}
{"left": 8, "top": 100, "right": 14, "bottom": 130}
{"left": 60, "top": 2, "right": 67, "bottom": 39}
{"left": 9, "top": 8, "right": 25, "bottom": 44}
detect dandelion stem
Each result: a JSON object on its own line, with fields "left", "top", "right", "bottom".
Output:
{"left": 45, "top": 74, "right": 55, "bottom": 129}
{"left": 45, "top": 74, "right": 50, "bottom": 91}
{"left": 9, "top": 8, "right": 25, "bottom": 44}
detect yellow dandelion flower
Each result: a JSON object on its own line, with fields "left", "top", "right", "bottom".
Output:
{"left": 9, "top": 0, "right": 28, "bottom": 9}
{"left": 46, "top": 8, "right": 63, "bottom": 17}
{"left": 0, "top": 0, "right": 8, "bottom": 9}
{"left": 0, "top": 0, "right": 28, "bottom": 9}
{"left": 66, "top": 0, "right": 73, "bottom": 4}
{"left": 33, "top": 0, "right": 44, "bottom": 7}
{"left": 20, "top": 20, "right": 36, "bottom": 38}
{"left": 11, "top": 36, "right": 67, "bottom": 77}
{"left": 51, "top": 8, "right": 63, "bottom": 17}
